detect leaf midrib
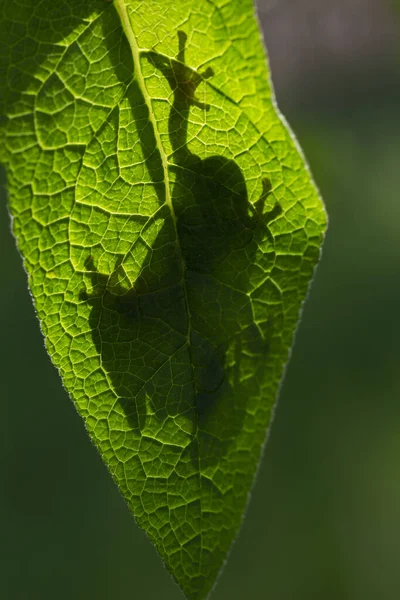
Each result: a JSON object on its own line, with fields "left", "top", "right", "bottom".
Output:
{"left": 114, "top": 2, "right": 205, "bottom": 572}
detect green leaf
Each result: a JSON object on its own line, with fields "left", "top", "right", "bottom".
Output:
{"left": 0, "top": 0, "right": 326, "bottom": 598}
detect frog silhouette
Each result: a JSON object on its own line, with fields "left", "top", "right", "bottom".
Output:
{"left": 81, "top": 31, "right": 282, "bottom": 466}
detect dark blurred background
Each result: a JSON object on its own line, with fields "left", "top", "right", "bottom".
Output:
{"left": 2, "top": 0, "right": 400, "bottom": 598}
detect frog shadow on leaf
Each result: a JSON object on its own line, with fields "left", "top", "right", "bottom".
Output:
{"left": 81, "top": 31, "right": 282, "bottom": 469}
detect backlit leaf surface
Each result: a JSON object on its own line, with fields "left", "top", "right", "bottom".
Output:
{"left": 0, "top": 1, "right": 326, "bottom": 597}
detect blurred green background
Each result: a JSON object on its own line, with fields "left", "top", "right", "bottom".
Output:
{"left": 2, "top": 0, "right": 400, "bottom": 598}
